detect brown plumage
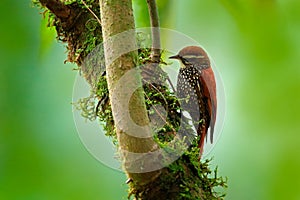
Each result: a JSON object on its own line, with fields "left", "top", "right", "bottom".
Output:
{"left": 169, "top": 46, "right": 217, "bottom": 157}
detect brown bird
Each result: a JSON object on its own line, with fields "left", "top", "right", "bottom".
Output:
{"left": 169, "top": 46, "right": 217, "bottom": 156}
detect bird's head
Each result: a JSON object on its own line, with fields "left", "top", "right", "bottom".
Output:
{"left": 169, "top": 46, "right": 210, "bottom": 70}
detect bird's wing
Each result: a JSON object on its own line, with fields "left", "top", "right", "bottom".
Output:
{"left": 200, "top": 67, "right": 217, "bottom": 143}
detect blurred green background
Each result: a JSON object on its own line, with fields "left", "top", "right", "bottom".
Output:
{"left": 1, "top": 0, "right": 300, "bottom": 199}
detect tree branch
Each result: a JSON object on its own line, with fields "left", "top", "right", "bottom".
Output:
{"left": 39, "top": 0, "right": 71, "bottom": 19}
{"left": 147, "top": 0, "right": 161, "bottom": 63}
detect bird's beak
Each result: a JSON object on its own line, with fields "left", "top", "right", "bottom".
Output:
{"left": 169, "top": 55, "right": 180, "bottom": 60}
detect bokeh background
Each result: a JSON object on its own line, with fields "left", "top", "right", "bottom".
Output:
{"left": 1, "top": 0, "right": 300, "bottom": 199}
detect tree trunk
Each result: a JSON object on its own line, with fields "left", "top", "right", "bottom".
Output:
{"left": 99, "top": 0, "right": 161, "bottom": 185}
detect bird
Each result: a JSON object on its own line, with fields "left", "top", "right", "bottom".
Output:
{"left": 169, "top": 46, "right": 217, "bottom": 157}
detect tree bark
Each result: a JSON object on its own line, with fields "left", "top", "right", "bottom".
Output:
{"left": 99, "top": 0, "right": 161, "bottom": 185}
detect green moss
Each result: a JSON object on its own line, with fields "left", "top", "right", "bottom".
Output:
{"left": 73, "top": 94, "right": 97, "bottom": 121}
{"left": 174, "top": 143, "right": 227, "bottom": 199}
{"left": 129, "top": 149, "right": 227, "bottom": 199}
{"left": 95, "top": 75, "right": 117, "bottom": 144}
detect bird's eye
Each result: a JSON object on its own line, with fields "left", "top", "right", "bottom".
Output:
{"left": 182, "top": 58, "right": 191, "bottom": 65}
